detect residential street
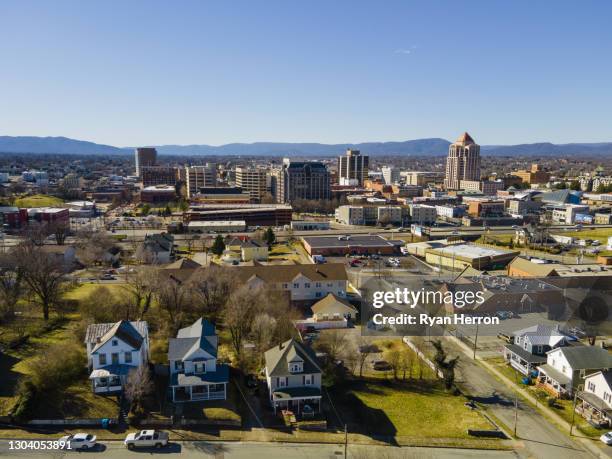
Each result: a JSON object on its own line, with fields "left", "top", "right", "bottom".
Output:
{"left": 0, "top": 440, "right": 519, "bottom": 459}
{"left": 438, "top": 337, "right": 609, "bottom": 459}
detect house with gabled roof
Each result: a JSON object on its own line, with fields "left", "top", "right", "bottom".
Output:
{"left": 295, "top": 293, "right": 358, "bottom": 330}
{"left": 537, "top": 346, "right": 612, "bottom": 397}
{"left": 576, "top": 370, "right": 612, "bottom": 427}
{"left": 503, "top": 324, "right": 568, "bottom": 375}
{"left": 168, "top": 318, "right": 229, "bottom": 402}
{"left": 85, "top": 320, "right": 149, "bottom": 394}
{"left": 264, "top": 339, "right": 322, "bottom": 414}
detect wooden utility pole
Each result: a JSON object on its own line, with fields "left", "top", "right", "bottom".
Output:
{"left": 344, "top": 424, "right": 348, "bottom": 459}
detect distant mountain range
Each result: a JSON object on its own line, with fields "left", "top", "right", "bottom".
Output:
{"left": 1, "top": 135, "right": 612, "bottom": 157}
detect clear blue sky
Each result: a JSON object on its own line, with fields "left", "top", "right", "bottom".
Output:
{"left": 1, "top": 0, "right": 611, "bottom": 147}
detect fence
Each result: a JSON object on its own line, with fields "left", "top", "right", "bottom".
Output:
{"left": 402, "top": 337, "right": 443, "bottom": 378}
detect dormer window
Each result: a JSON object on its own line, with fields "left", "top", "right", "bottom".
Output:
{"left": 289, "top": 362, "right": 303, "bottom": 373}
{"left": 112, "top": 339, "right": 118, "bottom": 346}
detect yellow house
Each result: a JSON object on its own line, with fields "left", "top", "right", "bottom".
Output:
{"left": 241, "top": 240, "right": 269, "bottom": 262}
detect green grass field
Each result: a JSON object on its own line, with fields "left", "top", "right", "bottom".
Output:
{"left": 333, "top": 378, "right": 491, "bottom": 438}
{"left": 63, "top": 282, "right": 126, "bottom": 302}
{"left": 14, "top": 194, "right": 64, "bottom": 208}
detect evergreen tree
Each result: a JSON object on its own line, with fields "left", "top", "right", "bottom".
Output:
{"left": 263, "top": 227, "right": 276, "bottom": 248}
{"left": 211, "top": 234, "right": 226, "bottom": 256}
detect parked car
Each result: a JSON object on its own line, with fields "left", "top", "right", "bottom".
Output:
{"left": 372, "top": 360, "right": 391, "bottom": 371}
{"left": 497, "top": 333, "right": 512, "bottom": 343}
{"left": 59, "top": 433, "right": 97, "bottom": 450}
{"left": 600, "top": 431, "right": 612, "bottom": 445}
{"left": 124, "top": 430, "right": 169, "bottom": 449}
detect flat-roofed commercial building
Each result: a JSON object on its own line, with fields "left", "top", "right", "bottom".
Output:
{"left": 141, "top": 166, "right": 178, "bottom": 187}
{"left": 140, "top": 185, "right": 177, "bottom": 203}
{"left": 301, "top": 234, "right": 400, "bottom": 256}
{"left": 184, "top": 204, "right": 292, "bottom": 227}
{"left": 185, "top": 164, "right": 216, "bottom": 197}
{"left": 236, "top": 166, "right": 267, "bottom": 203}
{"left": 425, "top": 243, "right": 519, "bottom": 270}
{"left": 191, "top": 187, "right": 251, "bottom": 204}
{"left": 186, "top": 220, "right": 246, "bottom": 233}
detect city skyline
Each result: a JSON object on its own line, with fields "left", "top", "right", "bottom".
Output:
{"left": 1, "top": 1, "right": 612, "bottom": 146}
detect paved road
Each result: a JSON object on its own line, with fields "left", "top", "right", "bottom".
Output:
{"left": 0, "top": 440, "right": 519, "bottom": 459}
{"left": 434, "top": 337, "right": 606, "bottom": 459}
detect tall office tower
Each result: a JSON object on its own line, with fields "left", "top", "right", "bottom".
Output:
{"left": 235, "top": 166, "right": 268, "bottom": 202}
{"left": 185, "top": 164, "right": 217, "bottom": 198}
{"left": 338, "top": 149, "right": 369, "bottom": 186}
{"left": 381, "top": 166, "right": 400, "bottom": 185}
{"left": 444, "top": 132, "right": 481, "bottom": 190}
{"left": 275, "top": 159, "right": 330, "bottom": 203}
{"left": 135, "top": 147, "right": 157, "bottom": 177}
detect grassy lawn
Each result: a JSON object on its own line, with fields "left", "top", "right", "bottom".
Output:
{"left": 0, "top": 318, "right": 78, "bottom": 416}
{"left": 180, "top": 383, "right": 241, "bottom": 423}
{"left": 331, "top": 378, "right": 492, "bottom": 438}
{"left": 14, "top": 194, "right": 64, "bottom": 208}
{"left": 34, "top": 377, "right": 119, "bottom": 419}
{"left": 63, "top": 282, "right": 126, "bottom": 302}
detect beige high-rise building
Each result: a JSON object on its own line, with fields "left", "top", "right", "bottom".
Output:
{"left": 185, "top": 164, "right": 217, "bottom": 197}
{"left": 235, "top": 166, "right": 267, "bottom": 202}
{"left": 338, "top": 149, "right": 369, "bottom": 186}
{"left": 444, "top": 132, "right": 481, "bottom": 190}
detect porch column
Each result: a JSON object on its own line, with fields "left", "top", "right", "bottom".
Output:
{"left": 207, "top": 384, "right": 210, "bottom": 400}
{"left": 223, "top": 383, "right": 226, "bottom": 400}
{"left": 172, "top": 386, "right": 176, "bottom": 402}
{"left": 189, "top": 385, "right": 193, "bottom": 401}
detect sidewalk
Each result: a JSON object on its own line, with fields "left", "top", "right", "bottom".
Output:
{"left": 448, "top": 335, "right": 610, "bottom": 459}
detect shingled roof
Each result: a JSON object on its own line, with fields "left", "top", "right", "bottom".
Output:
{"left": 168, "top": 318, "right": 218, "bottom": 361}
{"left": 86, "top": 320, "right": 147, "bottom": 353}
{"left": 265, "top": 339, "right": 321, "bottom": 377}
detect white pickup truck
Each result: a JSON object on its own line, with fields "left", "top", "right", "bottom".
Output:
{"left": 124, "top": 430, "right": 169, "bottom": 449}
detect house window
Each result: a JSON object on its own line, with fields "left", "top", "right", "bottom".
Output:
{"left": 125, "top": 352, "right": 132, "bottom": 363}
{"left": 175, "top": 361, "right": 183, "bottom": 371}
{"left": 315, "top": 282, "right": 321, "bottom": 288}
{"left": 194, "top": 363, "right": 205, "bottom": 374}
{"left": 293, "top": 283, "right": 299, "bottom": 288}
{"left": 605, "top": 392, "right": 611, "bottom": 403}
{"left": 112, "top": 339, "right": 118, "bottom": 346}
{"left": 588, "top": 381, "right": 596, "bottom": 392}
{"left": 289, "top": 363, "right": 302, "bottom": 373}
{"left": 304, "top": 283, "right": 311, "bottom": 289}
{"left": 283, "top": 283, "right": 289, "bottom": 289}
{"left": 99, "top": 354, "right": 107, "bottom": 365}
{"left": 278, "top": 377, "right": 287, "bottom": 387}
{"left": 111, "top": 353, "right": 119, "bottom": 365}
{"left": 315, "top": 292, "right": 322, "bottom": 298}
{"left": 304, "top": 374, "right": 313, "bottom": 385}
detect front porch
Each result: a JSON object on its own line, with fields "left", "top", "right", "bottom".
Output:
{"left": 170, "top": 364, "right": 229, "bottom": 403}
{"left": 576, "top": 391, "right": 612, "bottom": 428}
{"left": 172, "top": 383, "right": 227, "bottom": 402}
{"left": 536, "top": 364, "right": 571, "bottom": 398}
{"left": 89, "top": 364, "right": 133, "bottom": 394}
{"left": 271, "top": 386, "right": 322, "bottom": 415}
{"left": 503, "top": 344, "right": 545, "bottom": 376}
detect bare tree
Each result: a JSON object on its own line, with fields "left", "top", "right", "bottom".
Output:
{"left": 50, "top": 222, "right": 69, "bottom": 246}
{"left": 223, "top": 285, "right": 264, "bottom": 364}
{"left": 399, "top": 348, "right": 414, "bottom": 380}
{"left": 120, "top": 268, "right": 155, "bottom": 320}
{"left": 154, "top": 272, "right": 194, "bottom": 330}
{"left": 357, "top": 340, "right": 379, "bottom": 378}
{"left": 0, "top": 252, "right": 24, "bottom": 321}
{"left": 384, "top": 348, "right": 401, "bottom": 380}
{"left": 75, "top": 229, "right": 116, "bottom": 267}
{"left": 124, "top": 365, "right": 154, "bottom": 417}
{"left": 190, "top": 266, "right": 233, "bottom": 321}
{"left": 15, "top": 242, "right": 67, "bottom": 320}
